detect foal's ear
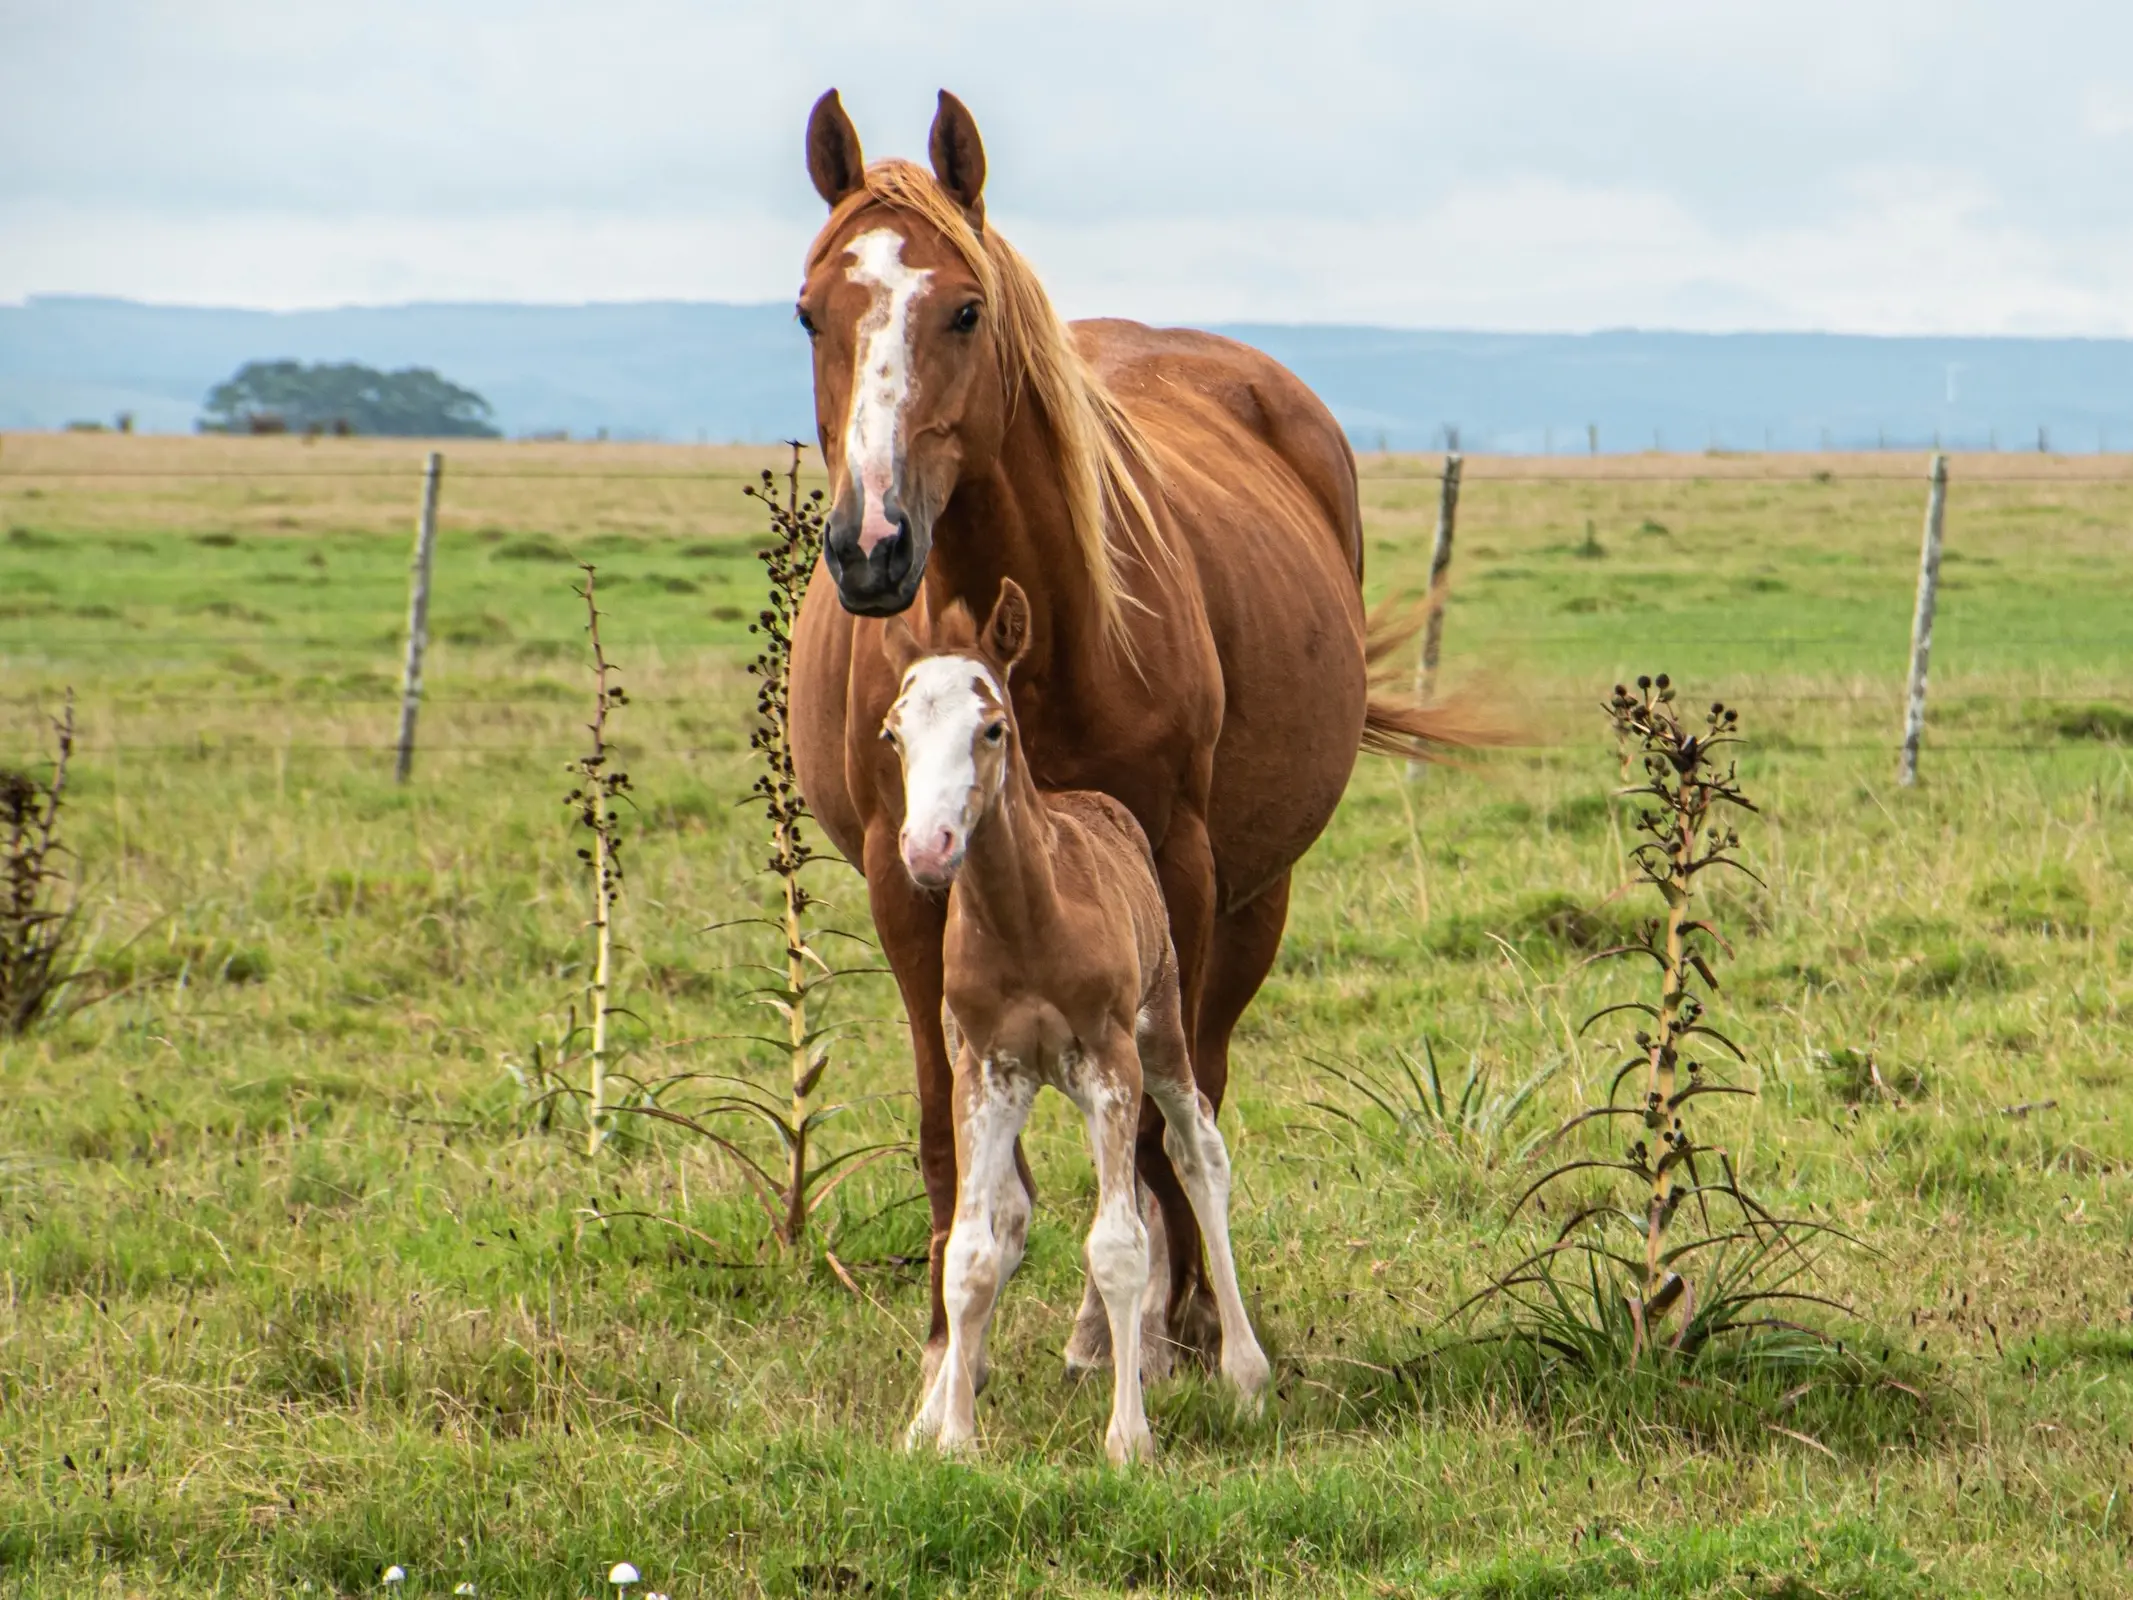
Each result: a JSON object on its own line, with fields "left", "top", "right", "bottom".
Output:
{"left": 806, "top": 89, "right": 866, "bottom": 208}
{"left": 982, "top": 578, "right": 1032, "bottom": 676}
{"left": 880, "top": 614, "right": 923, "bottom": 679}
{"left": 928, "top": 90, "right": 987, "bottom": 229}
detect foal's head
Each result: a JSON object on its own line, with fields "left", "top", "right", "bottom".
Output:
{"left": 879, "top": 579, "right": 1033, "bottom": 889}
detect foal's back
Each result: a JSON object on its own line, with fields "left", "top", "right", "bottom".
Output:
{"left": 1044, "top": 789, "right": 1171, "bottom": 980}
{"left": 943, "top": 787, "right": 1176, "bottom": 1069}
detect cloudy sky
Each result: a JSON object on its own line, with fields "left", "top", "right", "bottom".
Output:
{"left": 4, "top": 1, "right": 2130, "bottom": 332}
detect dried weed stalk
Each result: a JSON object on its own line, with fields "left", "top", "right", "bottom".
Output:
{"left": 565, "top": 566, "right": 630, "bottom": 1154}
{"left": 625, "top": 446, "right": 901, "bottom": 1252}
{"left": 1, "top": 692, "right": 79, "bottom": 1035}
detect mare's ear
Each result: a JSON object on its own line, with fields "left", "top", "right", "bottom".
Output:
{"left": 807, "top": 89, "right": 866, "bottom": 208}
{"left": 928, "top": 90, "right": 987, "bottom": 229}
{"left": 880, "top": 614, "right": 923, "bottom": 680}
{"left": 982, "top": 578, "right": 1031, "bottom": 676}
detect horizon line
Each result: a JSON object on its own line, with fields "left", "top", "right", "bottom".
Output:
{"left": 8, "top": 293, "right": 2133, "bottom": 345}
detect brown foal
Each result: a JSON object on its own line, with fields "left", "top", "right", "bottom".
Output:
{"left": 882, "top": 581, "right": 1268, "bottom": 1463}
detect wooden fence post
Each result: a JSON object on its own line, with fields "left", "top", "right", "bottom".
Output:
{"left": 1409, "top": 451, "right": 1463, "bottom": 779}
{"left": 1898, "top": 452, "right": 1947, "bottom": 788}
{"left": 394, "top": 451, "right": 444, "bottom": 783}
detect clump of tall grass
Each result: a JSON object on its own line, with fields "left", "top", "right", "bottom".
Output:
{"left": 1460, "top": 674, "right": 1856, "bottom": 1380}
{"left": 1, "top": 692, "right": 80, "bottom": 1035}
{"left": 1310, "top": 1037, "right": 1557, "bottom": 1167}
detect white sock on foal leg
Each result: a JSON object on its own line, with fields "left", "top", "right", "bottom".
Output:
{"left": 907, "top": 1065, "right": 1032, "bottom": 1454}
{"left": 1075, "top": 1073, "right": 1153, "bottom": 1465}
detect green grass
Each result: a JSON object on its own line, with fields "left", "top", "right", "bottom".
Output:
{"left": 2, "top": 436, "right": 2131, "bottom": 1596}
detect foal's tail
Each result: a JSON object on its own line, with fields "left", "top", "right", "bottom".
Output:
{"left": 1357, "top": 596, "right": 1520, "bottom": 763}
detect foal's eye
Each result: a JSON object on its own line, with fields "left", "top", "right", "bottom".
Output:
{"left": 879, "top": 725, "right": 898, "bottom": 744}
{"left": 796, "top": 306, "right": 819, "bottom": 338}
{"left": 983, "top": 723, "right": 1006, "bottom": 743}
{"left": 951, "top": 302, "right": 981, "bottom": 334}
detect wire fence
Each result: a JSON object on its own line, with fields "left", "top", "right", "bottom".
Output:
{"left": 4, "top": 451, "right": 2129, "bottom": 780}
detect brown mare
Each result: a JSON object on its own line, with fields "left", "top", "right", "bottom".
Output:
{"left": 788, "top": 89, "right": 1463, "bottom": 1384}
{"left": 882, "top": 580, "right": 1267, "bottom": 1462}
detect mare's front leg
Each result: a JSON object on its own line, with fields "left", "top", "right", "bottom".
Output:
{"left": 862, "top": 825, "right": 959, "bottom": 1377}
{"left": 906, "top": 1049, "right": 1036, "bottom": 1455}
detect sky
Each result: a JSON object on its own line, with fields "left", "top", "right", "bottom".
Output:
{"left": 3, "top": 0, "right": 2131, "bottom": 334}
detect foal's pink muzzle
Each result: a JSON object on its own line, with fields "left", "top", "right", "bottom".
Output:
{"left": 900, "top": 825, "right": 964, "bottom": 889}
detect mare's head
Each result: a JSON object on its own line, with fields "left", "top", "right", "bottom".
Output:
{"left": 797, "top": 90, "right": 1154, "bottom": 637}
{"left": 878, "top": 578, "right": 1032, "bottom": 888}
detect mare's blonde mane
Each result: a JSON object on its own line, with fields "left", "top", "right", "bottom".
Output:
{"left": 809, "top": 160, "right": 1167, "bottom": 654}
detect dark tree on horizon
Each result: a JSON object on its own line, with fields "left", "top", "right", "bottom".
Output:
{"left": 199, "top": 360, "right": 501, "bottom": 437}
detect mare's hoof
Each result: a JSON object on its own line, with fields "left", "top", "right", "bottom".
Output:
{"left": 1137, "top": 1331, "right": 1179, "bottom": 1384}
{"left": 1063, "top": 1307, "right": 1112, "bottom": 1377}
{"left": 919, "top": 1341, "right": 990, "bottom": 1396}
{"left": 1161, "top": 1286, "right": 1224, "bottom": 1373}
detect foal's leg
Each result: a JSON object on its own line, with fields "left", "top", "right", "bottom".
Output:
{"left": 905, "top": 1053, "right": 1035, "bottom": 1456}
{"left": 1140, "top": 965, "right": 1271, "bottom": 1402}
{"left": 1066, "top": 1037, "right": 1155, "bottom": 1465}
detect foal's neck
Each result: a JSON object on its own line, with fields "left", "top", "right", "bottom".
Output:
{"left": 955, "top": 745, "right": 1061, "bottom": 955}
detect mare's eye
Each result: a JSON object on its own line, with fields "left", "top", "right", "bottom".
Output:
{"left": 951, "top": 302, "right": 981, "bottom": 334}
{"left": 796, "top": 306, "right": 819, "bottom": 338}
{"left": 983, "top": 723, "right": 1006, "bottom": 743}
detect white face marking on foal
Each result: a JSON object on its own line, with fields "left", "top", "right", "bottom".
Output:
{"left": 885, "top": 654, "right": 1007, "bottom": 886}
{"left": 843, "top": 228, "right": 934, "bottom": 556}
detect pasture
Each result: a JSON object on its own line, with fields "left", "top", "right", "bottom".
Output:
{"left": 2, "top": 431, "right": 2130, "bottom": 1597}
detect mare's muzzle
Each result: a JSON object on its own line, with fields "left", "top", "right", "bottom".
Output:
{"left": 824, "top": 487, "right": 928, "bottom": 616}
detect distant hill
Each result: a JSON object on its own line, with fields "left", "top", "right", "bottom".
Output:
{"left": 4, "top": 295, "right": 2131, "bottom": 453}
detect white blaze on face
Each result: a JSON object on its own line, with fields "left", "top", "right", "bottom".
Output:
{"left": 843, "top": 228, "right": 934, "bottom": 556}
{"left": 887, "top": 655, "right": 1003, "bottom": 885}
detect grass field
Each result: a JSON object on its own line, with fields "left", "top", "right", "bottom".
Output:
{"left": 2, "top": 432, "right": 2131, "bottom": 1598}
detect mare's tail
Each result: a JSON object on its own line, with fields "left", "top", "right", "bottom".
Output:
{"left": 1357, "top": 596, "right": 1519, "bottom": 763}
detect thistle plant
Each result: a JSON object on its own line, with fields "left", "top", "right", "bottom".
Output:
{"left": 1463, "top": 674, "right": 1847, "bottom": 1369}
{"left": 1, "top": 691, "right": 79, "bottom": 1036}
{"left": 1598, "top": 674, "right": 1758, "bottom": 1339}
{"left": 566, "top": 567, "right": 630, "bottom": 1155}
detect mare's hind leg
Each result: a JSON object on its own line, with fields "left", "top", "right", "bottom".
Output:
{"left": 1141, "top": 810, "right": 1220, "bottom": 1367}
{"left": 1062, "top": 1179, "right": 1169, "bottom": 1382}
{"left": 906, "top": 1053, "right": 1036, "bottom": 1456}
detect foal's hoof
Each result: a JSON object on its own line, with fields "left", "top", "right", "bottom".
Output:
{"left": 1104, "top": 1421, "right": 1156, "bottom": 1467}
{"left": 903, "top": 1405, "right": 941, "bottom": 1453}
